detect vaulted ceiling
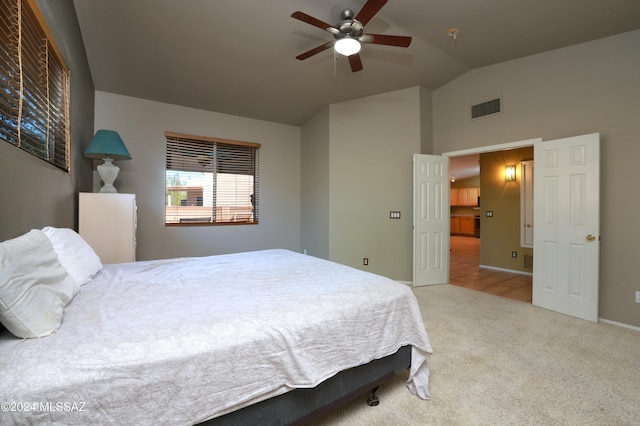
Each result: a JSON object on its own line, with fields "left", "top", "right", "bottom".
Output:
{"left": 73, "top": 0, "right": 640, "bottom": 127}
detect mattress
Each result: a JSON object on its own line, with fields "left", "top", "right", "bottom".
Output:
{"left": 0, "top": 249, "right": 432, "bottom": 425}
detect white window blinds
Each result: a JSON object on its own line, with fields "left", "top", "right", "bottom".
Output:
{"left": 0, "top": 0, "right": 70, "bottom": 172}
{"left": 165, "top": 132, "right": 260, "bottom": 225}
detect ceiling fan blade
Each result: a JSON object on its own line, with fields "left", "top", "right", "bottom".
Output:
{"left": 348, "top": 54, "right": 364, "bottom": 72}
{"left": 296, "top": 41, "right": 334, "bottom": 60}
{"left": 362, "top": 33, "right": 412, "bottom": 47}
{"left": 291, "top": 11, "right": 335, "bottom": 32}
{"left": 355, "top": 0, "right": 388, "bottom": 26}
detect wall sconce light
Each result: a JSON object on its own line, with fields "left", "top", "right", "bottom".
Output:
{"left": 505, "top": 165, "right": 516, "bottom": 182}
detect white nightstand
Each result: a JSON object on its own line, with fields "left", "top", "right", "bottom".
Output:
{"left": 79, "top": 192, "right": 137, "bottom": 264}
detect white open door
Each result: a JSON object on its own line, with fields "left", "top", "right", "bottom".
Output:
{"left": 533, "top": 133, "right": 600, "bottom": 322}
{"left": 413, "top": 154, "right": 449, "bottom": 286}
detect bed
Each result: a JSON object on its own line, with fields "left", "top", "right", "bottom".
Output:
{"left": 0, "top": 228, "right": 432, "bottom": 425}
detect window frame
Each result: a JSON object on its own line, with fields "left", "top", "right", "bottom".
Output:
{"left": 164, "top": 131, "right": 260, "bottom": 227}
{"left": 0, "top": 0, "right": 71, "bottom": 172}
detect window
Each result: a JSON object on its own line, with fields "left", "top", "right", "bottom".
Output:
{"left": 0, "top": 0, "right": 71, "bottom": 172}
{"left": 165, "top": 132, "right": 260, "bottom": 225}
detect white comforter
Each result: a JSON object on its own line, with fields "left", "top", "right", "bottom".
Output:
{"left": 0, "top": 249, "right": 432, "bottom": 425}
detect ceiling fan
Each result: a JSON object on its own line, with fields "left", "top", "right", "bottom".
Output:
{"left": 291, "top": 0, "right": 411, "bottom": 72}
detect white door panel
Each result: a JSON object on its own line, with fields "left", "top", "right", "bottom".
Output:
{"left": 533, "top": 133, "right": 600, "bottom": 321}
{"left": 520, "top": 161, "right": 534, "bottom": 247}
{"left": 413, "top": 154, "right": 449, "bottom": 286}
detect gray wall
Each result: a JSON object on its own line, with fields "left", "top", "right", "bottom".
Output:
{"left": 419, "top": 86, "right": 434, "bottom": 154}
{"left": 0, "top": 0, "right": 94, "bottom": 241}
{"left": 93, "top": 92, "right": 301, "bottom": 260}
{"left": 300, "top": 107, "right": 330, "bottom": 259}
{"left": 432, "top": 30, "right": 640, "bottom": 328}
{"left": 301, "top": 87, "right": 425, "bottom": 281}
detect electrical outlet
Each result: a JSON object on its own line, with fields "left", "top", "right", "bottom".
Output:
{"left": 636, "top": 291, "right": 640, "bottom": 303}
{"left": 363, "top": 258, "right": 369, "bottom": 266}
{"left": 486, "top": 211, "right": 493, "bottom": 217}
{"left": 511, "top": 251, "right": 517, "bottom": 258}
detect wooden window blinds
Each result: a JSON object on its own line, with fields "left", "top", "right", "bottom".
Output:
{"left": 165, "top": 132, "right": 260, "bottom": 225}
{"left": 0, "top": 0, "right": 70, "bottom": 172}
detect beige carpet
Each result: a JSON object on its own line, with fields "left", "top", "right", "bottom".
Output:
{"left": 311, "top": 284, "right": 640, "bottom": 425}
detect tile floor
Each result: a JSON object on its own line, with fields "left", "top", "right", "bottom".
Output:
{"left": 449, "top": 235, "right": 533, "bottom": 303}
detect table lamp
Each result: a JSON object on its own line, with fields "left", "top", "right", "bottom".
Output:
{"left": 84, "top": 130, "right": 132, "bottom": 193}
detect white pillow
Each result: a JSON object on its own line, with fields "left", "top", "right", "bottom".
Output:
{"left": 0, "top": 230, "right": 80, "bottom": 338}
{"left": 42, "top": 227, "right": 103, "bottom": 285}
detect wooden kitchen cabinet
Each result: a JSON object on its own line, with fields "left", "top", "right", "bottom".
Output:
{"left": 451, "top": 216, "right": 475, "bottom": 236}
{"left": 450, "top": 217, "right": 460, "bottom": 234}
{"left": 450, "top": 187, "right": 480, "bottom": 206}
{"left": 459, "top": 217, "right": 475, "bottom": 235}
{"left": 457, "top": 187, "right": 479, "bottom": 206}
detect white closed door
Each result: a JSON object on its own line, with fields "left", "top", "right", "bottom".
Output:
{"left": 413, "top": 154, "right": 449, "bottom": 286}
{"left": 533, "top": 133, "right": 600, "bottom": 322}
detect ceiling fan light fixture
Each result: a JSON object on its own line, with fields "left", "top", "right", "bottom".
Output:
{"left": 334, "top": 37, "right": 361, "bottom": 56}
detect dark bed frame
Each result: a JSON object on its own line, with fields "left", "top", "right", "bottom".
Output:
{"left": 201, "top": 345, "right": 411, "bottom": 426}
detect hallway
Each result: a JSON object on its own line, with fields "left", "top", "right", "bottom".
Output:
{"left": 449, "top": 236, "right": 533, "bottom": 303}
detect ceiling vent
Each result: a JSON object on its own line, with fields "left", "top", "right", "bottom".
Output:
{"left": 471, "top": 98, "right": 501, "bottom": 119}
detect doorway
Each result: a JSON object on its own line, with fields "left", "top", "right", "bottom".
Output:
{"left": 446, "top": 140, "right": 538, "bottom": 302}
{"left": 414, "top": 134, "right": 600, "bottom": 321}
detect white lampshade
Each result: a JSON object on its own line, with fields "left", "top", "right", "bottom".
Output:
{"left": 334, "top": 37, "right": 361, "bottom": 56}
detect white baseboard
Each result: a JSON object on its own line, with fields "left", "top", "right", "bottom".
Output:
{"left": 599, "top": 318, "right": 640, "bottom": 332}
{"left": 479, "top": 264, "right": 533, "bottom": 276}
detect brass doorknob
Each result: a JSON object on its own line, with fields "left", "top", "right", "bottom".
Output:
{"left": 526, "top": 223, "right": 532, "bottom": 228}
{"left": 586, "top": 234, "right": 596, "bottom": 241}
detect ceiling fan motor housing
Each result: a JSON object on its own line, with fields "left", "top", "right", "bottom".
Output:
{"left": 337, "top": 9, "right": 364, "bottom": 38}
{"left": 340, "top": 9, "right": 355, "bottom": 20}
